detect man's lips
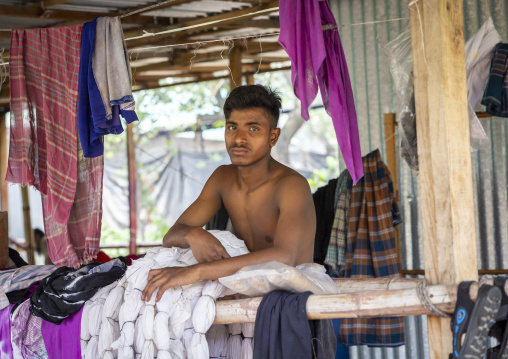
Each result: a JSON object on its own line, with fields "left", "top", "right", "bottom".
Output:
{"left": 231, "top": 147, "right": 249, "bottom": 154}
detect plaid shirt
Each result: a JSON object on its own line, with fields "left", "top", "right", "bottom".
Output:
{"left": 0, "top": 265, "right": 56, "bottom": 310}
{"left": 338, "top": 149, "right": 404, "bottom": 347}
{"left": 325, "top": 171, "right": 351, "bottom": 276}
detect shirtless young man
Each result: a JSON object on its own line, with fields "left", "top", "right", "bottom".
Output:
{"left": 142, "top": 85, "right": 316, "bottom": 302}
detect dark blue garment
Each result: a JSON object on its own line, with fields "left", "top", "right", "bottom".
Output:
{"left": 254, "top": 290, "right": 314, "bottom": 359}
{"left": 78, "top": 19, "right": 104, "bottom": 158}
{"left": 78, "top": 20, "right": 137, "bottom": 158}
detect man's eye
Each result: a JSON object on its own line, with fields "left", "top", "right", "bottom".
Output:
{"left": 227, "top": 125, "right": 236, "bottom": 130}
{"left": 250, "top": 127, "right": 259, "bottom": 131}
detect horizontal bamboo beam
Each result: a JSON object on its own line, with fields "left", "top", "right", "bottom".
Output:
{"left": 214, "top": 280, "right": 508, "bottom": 324}
{"left": 401, "top": 269, "right": 508, "bottom": 275}
{"left": 125, "top": 1, "right": 279, "bottom": 48}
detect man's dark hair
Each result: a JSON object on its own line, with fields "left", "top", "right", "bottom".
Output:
{"left": 223, "top": 85, "right": 282, "bottom": 128}
{"left": 34, "top": 228, "right": 44, "bottom": 238}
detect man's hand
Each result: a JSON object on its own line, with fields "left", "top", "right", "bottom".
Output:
{"left": 187, "top": 229, "right": 231, "bottom": 263}
{"left": 142, "top": 265, "right": 201, "bottom": 302}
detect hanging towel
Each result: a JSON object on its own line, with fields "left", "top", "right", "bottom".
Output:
{"left": 278, "top": 0, "right": 363, "bottom": 184}
{"left": 7, "top": 26, "right": 83, "bottom": 225}
{"left": 78, "top": 17, "right": 138, "bottom": 158}
{"left": 325, "top": 170, "right": 352, "bottom": 276}
{"left": 339, "top": 149, "right": 404, "bottom": 347}
{"left": 8, "top": 26, "right": 104, "bottom": 268}
{"left": 312, "top": 178, "right": 338, "bottom": 265}
{"left": 465, "top": 17, "right": 502, "bottom": 107}
{"left": 482, "top": 43, "right": 508, "bottom": 117}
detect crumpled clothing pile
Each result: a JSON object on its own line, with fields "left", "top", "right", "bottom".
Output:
{"left": 81, "top": 230, "right": 249, "bottom": 359}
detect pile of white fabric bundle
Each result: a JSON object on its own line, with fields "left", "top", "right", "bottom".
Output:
{"left": 100, "top": 230, "right": 250, "bottom": 359}
{"left": 81, "top": 281, "right": 121, "bottom": 359}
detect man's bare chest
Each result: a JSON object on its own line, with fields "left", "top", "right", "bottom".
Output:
{"left": 222, "top": 187, "right": 279, "bottom": 251}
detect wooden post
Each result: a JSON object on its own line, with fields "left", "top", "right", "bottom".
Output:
{"left": 245, "top": 73, "right": 254, "bottom": 85}
{"left": 229, "top": 45, "right": 243, "bottom": 90}
{"left": 409, "top": 1, "right": 478, "bottom": 358}
{"left": 0, "top": 112, "right": 7, "bottom": 211}
{"left": 127, "top": 123, "right": 137, "bottom": 255}
{"left": 0, "top": 211, "right": 8, "bottom": 268}
{"left": 384, "top": 113, "right": 402, "bottom": 272}
{"left": 21, "top": 186, "right": 34, "bottom": 264}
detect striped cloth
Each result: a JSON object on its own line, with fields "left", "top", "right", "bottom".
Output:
{"left": 0, "top": 265, "right": 56, "bottom": 311}
{"left": 11, "top": 300, "right": 48, "bottom": 359}
{"left": 325, "top": 170, "right": 351, "bottom": 276}
{"left": 7, "top": 27, "right": 104, "bottom": 268}
{"left": 338, "top": 149, "right": 404, "bottom": 347}
{"left": 481, "top": 43, "right": 508, "bottom": 117}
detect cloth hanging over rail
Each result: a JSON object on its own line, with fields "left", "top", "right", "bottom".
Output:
{"left": 41, "top": 308, "right": 83, "bottom": 359}
{"left": 482, "top": 43, "right": 508, "bottom": 117}
{"left": 278, "top": 0, "right": 363, "bottom": 184}
{"left": 339, "top": 149, "right": 404, "bottom": 347}
{"left": 0, "top": 304, "right": 14, "bottom": 359}
{"left": 312, "top": 178, "right": 338, "bottom": 265}
{"left": 78, "top": 17, "right": 138, "bottom": 158}
{"left": 11, "top": 300, "right": 48, "bottom": 359}
{"left": 7, "top": 26, "right": 105, "bottom": 268}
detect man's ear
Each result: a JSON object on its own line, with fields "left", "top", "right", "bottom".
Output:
{"left": 269, "top": 128, "right": 281, "bottom": 147}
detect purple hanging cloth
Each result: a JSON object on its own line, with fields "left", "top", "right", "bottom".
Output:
{"left": 278, "top": 0, "right": 363, "bottom": 184}
{"left": 41, "top": 307, "right": 83, "bottom": 359}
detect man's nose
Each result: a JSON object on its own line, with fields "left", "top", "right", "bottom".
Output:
{"left": 234, "top": 129, "right": 247, "bottom": 144}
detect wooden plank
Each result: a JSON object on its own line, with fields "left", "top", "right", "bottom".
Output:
{"left": 214, "top": 281, "right": 508, "bottom": 324}
{"left": 21, "top": 186, "right": 34, "bottom": 265}
{"left": 0, "top": 211, "right": 7, "bottom": 269}
{"left": 409, "top": 0, "right": 477, "bottom": 358}
{"left": 127, "top": 123, "right": 137, "bottom": 255}
{"left": 384, "top": 113, "right": 401, "bottom": 272}
{"left": 0, "top": 112, "right": 7, "bottom": 211}
{"left": 124, "top": 1, "right": 279, "bottom": 48}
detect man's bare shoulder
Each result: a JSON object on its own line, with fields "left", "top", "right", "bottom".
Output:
{"left": 208, "top": 165, "right": 237, "bottom": 185}
{"left": 272, "top": 162, "right": 312, "bottom": 197}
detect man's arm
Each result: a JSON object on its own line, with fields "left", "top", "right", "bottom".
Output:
{"left": 163, "top": 166, "right": 231, "bottom": 263}
{"left": 143, "top": 174, "right": 316, "bottom": 301}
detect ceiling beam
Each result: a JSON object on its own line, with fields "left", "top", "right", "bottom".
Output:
{"left": 131, "top": 41, "right": 282, "bottom": 72}
{"left": 124, "top": 1, "right": 279, "bottom": 48}
{"left": 117, "top": 0, "right": 199, "bottom": 17}
{"left": 0, "top": 5, "right": 163, "bottom": 25}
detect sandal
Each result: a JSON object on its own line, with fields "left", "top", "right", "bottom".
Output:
{"left": 456, "top": 284, "right": 502, "bottom": 359}
{"left": 450, "top": 281, "right": 475, "bottom": 359}
{"left": 487, "top": 277, "right": 508, "bottom": 359}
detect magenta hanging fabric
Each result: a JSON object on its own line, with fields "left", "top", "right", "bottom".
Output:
{"left": 278, "top": 0, "right": 363, "bottom": 184}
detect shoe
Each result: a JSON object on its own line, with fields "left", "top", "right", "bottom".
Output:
{"left": 457, "top": 284, "right": 502, "bottom": 359}
{"left": 487, "top": 277, "right": 508, "bottom": 359}
{"left": 450, "top": 281, "right": 475, "bottom": 359}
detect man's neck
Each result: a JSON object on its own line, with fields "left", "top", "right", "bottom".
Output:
{"left": 236, "top": 155, "right": 276, "bottom": 190}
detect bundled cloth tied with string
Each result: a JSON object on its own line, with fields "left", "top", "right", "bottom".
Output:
{"left": 7, "top": 26, "right": 104, "bottom": 268}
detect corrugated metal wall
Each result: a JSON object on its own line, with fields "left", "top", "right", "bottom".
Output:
{"left": 329, "top": 0, "right": 508, "bottom": 358}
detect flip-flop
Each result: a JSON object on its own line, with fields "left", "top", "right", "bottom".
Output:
{"left": 486, "top": 277, "right": 508, "bottom": 359}
{"left": 457, "top": 284, "right": 502, "bottom": 359}
{"left": 450, "top": 281, "right": 475, "bottom": 359}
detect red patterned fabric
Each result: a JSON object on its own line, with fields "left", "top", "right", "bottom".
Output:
{"left": 8, "top": 26, "right": 103, "bottom": 267}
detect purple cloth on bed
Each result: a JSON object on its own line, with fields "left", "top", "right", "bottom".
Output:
{"left": 41, "top": 307, "right": 83, "bottom": 359}
{"left": 278, "top": 0, "right": 363, "bottom": 184}
{"left": 0, "top": 305, "right": 14, "bottom": 359}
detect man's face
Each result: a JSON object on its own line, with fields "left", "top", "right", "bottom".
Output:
{"left": 225, "top": 108, "right": 280, "bottom": 167}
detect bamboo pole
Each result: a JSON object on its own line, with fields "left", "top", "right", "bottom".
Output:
{"left": 409, "top": 0, "right": 477, "bottom": 357}
{"left": 21, "top": 186, "right": 34, "bottom": 264}
{"left": 245, "top": 73, "right": 255, "bottom": 85}
{"left": 0, "top": 112, "right": 7, "bottom": 211}
{"left": 0, "top": 211, "right": 8, "bottom": 268}
{"left": 214, "top": 280, "right": 508, "bottom": 324}
{"left": 127, "top": 123, "right": 137, "bottom": 255}
{"left": 229, "top": 45, "right": 243, "bottom": 90}
{"left": 384, "top": 113, "right": 402, "bottom": 272}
